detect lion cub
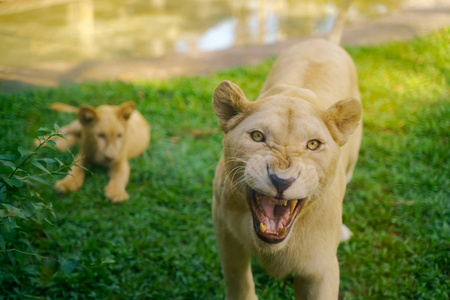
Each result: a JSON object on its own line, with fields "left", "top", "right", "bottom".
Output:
{"left": 47, "top": 102, "right": 150, "bottom": 203}
{"left": 212, "top": 38, "right": 362, "bottom": 300}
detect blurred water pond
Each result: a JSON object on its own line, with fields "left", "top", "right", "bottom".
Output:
{"left": 0, "top": 0, "right": 403, "bottom": 68}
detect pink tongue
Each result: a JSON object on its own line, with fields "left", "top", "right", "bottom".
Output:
{"left": 259, "top": 196, "right": 290, "bottom": 231}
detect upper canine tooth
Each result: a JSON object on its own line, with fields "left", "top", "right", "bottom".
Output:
{"left": 283, "top": 201, "right": 287, "bottom": 206}
{"left": 290, "top": 200, "right": 298, "bottom": 214}
{"left": 260, "top": 223, "right": 267, "bottom": 233}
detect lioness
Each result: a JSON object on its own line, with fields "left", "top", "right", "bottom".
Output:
{"left": 44, "top": 101, "right": 150, "bottom": 203}
{"left": 212, "top": 38, "right": 362, "bottom": 299}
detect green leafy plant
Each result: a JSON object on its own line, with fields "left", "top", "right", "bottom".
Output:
{"left": 0, "top": 125, "right": 76, "bottom": 284}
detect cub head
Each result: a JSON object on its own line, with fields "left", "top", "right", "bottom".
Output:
{"left": 78, "top": 101, "right": 135, "bottom": 166}
{"left": 213, "top": 80, "right": 361, "bottom": 245}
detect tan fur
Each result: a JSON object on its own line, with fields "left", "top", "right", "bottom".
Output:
{"left": 43, "top": 102, "right": 150, "bottom": 203}
{"left": 212, "top": 39, "right": 362, "bottom": 299}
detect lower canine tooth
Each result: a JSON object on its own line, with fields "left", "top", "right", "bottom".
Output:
{"left": 278, "top": 227, "right": 287, "bottom": 235}
{"left": 290, "top": 200, "right": 298, "bottom": 214}
{"left": 260, "top": 223, "right": 267, "bottom": 233}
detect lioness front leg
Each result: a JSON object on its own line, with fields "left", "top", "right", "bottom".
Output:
{"left": 214, "top": 219, "right": 258, "bottom": 300}
{"left": 55, "top": 155, "right": 86, "bottom": 192}
{"left": 293, "top": 256, "right": 339, "bottom": 300}
{"left": 105, "top": 159, "right": 130, "bottom": 203}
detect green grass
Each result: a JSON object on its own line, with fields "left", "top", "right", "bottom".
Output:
{"left": 0, "top": 28, "right": 449, "bottom": 299}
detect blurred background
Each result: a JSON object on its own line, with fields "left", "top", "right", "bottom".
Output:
{"left": 0, "top": 0, "right": 449, "bottom": 90}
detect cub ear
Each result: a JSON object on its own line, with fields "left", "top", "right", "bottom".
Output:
{"left": 78, "top": 106, "right": 98, "bottom": 126}
{"left": 324, "top": 98, "right": 362, "bottom": 146}
{"left": 118, "top": 101, "right": 136, "bottom": 121}
{"left": 213, "top": 80, "right": 251, "bottom": 133}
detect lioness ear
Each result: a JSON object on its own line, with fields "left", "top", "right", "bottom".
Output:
{"left": 78, "top": 106, "right": 98, "bottom": 126}
{"left": 324, "top": 98, "right": 362, "bottom": 146}
{"left": 118, "top": 101, "right": 136, "bottom": 121}
{"left": 213, "top": 80, "right": 251, "bottom": 132}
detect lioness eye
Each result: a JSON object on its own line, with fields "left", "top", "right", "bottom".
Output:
{"left": 251, "top": 131, "right": 265, "bottom": 142}
{"left": 97, "top": 133, "right": 106, "bottom": 139}
{"left": 307, "top": 139, "right": 321, "bottom": 150}
{"left": 117, "top": 133, "right": 122, "bottom": 138}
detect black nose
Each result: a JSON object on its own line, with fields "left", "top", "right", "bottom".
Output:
{"left": 269, "top": 172, "right": 296, "bottom": 195}
{"left": 104, "top": 155, "right": 114, "bottom": 162}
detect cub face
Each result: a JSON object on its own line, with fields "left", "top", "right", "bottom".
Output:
{"left": 213, "top": 80, "right": 361, "bottom": 245}
{"left": 78, "top": 102, "right": 136, "bottom": 166}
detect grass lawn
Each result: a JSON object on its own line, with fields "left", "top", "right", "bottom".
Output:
{"left": 0, "top": 28, "right": 449, "bottom": 299}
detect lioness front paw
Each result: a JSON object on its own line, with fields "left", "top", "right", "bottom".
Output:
{"left": 54, "top": 177, "right": 82, "bottom": 193}
{"left": 105, "top": 184, "right": 129, "bottom": 203}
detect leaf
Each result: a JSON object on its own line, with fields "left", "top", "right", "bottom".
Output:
{"left": 101, "top": 257, "right": 116, "bottom": 264}
{"left": 0, "top": 175, "right": 23, "bottom": 188}
{"left": 54, "top": 157, "right": 64, "bottom": 167}
{"left": 17, "top": 146, "right": 32, "bottom": 158}
{"left": 0, "top": 166, "right": 13, "bottom": 177}
{"left": 46, "top": 140, "right": 57, "bottom": 149}
{"left": 31, "top": 161, "right": 52, "bottom": 176}
{"left": 2, "top": 217, "right": 18, "bottom": 232}
{"left": 28, "top": 175, "right": 51, "bottom": 186}
{"left": 36, "top": 158, "right": 55, "bottom": 165}
{"left": 7, "top": 250, "right": 16, "bottom": 266}
{"left": 44, "top": 218, "right": 54, "bottom": 225}
{"left": 52, "top": 171, "right": 69, "bottom": 176}
{"left": 0, "top": 155, "right": 15, "bottom": 162}
{"left": 0, "top": 185, "right": 6, "bottom": 201}
{"left": 31, "top": 202, "right": 45, "bottom": 210}
{"left": 0, "top": 235, "right": 5, "bottom": 252}
{"left": 0, "top": 160, "right": 15, "bottom": 170}
{"left": 74, "top": 164, "right": 92, "bottom": 174}
{"left": 42, "top": 146, "right": 59, "bottom": 154}
{"left": 46, "top": 203, "right": 56, "bottom": 218}
{"left": 20, "top": 201, "right": 35, "bottom": 218}
{"left": 37, "top": 127, "right": 52, "bottom": 134}
{"left": 59, "top": 258, "right": 77, "bottom": 274}
{"left": 1, "top": 204, "right": 27, "bottom": 220}
{"left": 53, "top": 133, "right": 67, "bottom": 140}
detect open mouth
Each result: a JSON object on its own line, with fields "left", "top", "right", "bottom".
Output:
{"left": 247, "top": 189, "right": 305, "bottom": 244}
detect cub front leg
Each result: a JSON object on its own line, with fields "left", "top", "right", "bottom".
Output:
{"left": 214, "top": 216, "right": 258, "bottom": 300}
{"left": 104, "top": 159, "right": 130, "bottom": 203}
{"left": 293, "top": 256, "right": 339, "bottom": 300}
{"left": 54, "top": 154, "right": 86, "bottom": 192}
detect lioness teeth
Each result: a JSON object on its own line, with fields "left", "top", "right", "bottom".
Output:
{"left": 290, "top": 200, "right": 298, "bottom": 214}
{"left": 268, "top": 199, "right": 288, "bottom": 206}
{"left": 278, "top": 227, "right": 287, "bottom": 235}
{"left": 260, "top": 223, "right": 267, "bottom": 233}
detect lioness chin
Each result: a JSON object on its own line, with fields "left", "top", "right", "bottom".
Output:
{"left": 41, "top": 101, "right": 150, "bottom": 203}
{"left": 212, "top": 38, "right": 362, "bottom": 299}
